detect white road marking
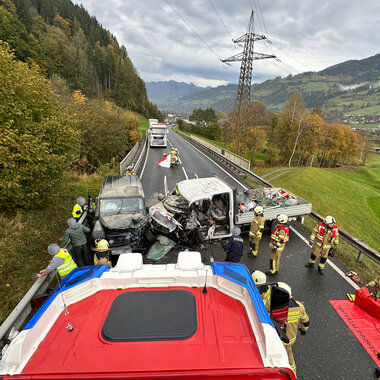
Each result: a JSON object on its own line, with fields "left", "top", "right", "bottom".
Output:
{"left": 140, "top": 141, "right": 150, "bottom": 179}
{"left": 290, "top": 226, "right": 360, "bottom": 289}
{"left": 175, "top": 131, "right": 359, "bottom": 289}
{"left": 182, "top": 167, "right": 189, "bottom": 180}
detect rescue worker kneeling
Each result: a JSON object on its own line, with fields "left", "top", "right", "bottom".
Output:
{"left": 275, "top": 282, "right": 309, "bottom": 376}
{"left": 94, "top": 239, "right": 112, "bottom": 268}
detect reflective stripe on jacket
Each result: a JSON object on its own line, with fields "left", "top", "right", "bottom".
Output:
{"left": 271, "top": 224, "right": 289, "bottom": 244}
{"left": 72, "top": 204, "right": 83, "bottom": 218}
{"left": 56, "top": 249, "right": 77, "bottom": 277}
{"left": 284, "top": 298, "right": 309, "bottom": 346}
{"left": 311, "top": 222, "right": 339, "bottom": 247}
{"left": 250, "top": 215, "right": 265, "bottom": 239}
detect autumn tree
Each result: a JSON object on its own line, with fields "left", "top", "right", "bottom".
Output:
{"left": 0, "top": 41, "right": 78, "bottom": 208}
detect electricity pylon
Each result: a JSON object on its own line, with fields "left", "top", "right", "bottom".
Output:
{"left": 222, "top": 10, "right": 276, "bottom": 113}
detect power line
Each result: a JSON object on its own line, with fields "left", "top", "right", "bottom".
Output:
{"left": 165, "top": 0, "right": 223, "bottom": 62}
{"left": 208, "top": 0, "right": 234, "bottom": 42}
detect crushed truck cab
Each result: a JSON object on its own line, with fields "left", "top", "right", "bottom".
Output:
{"left": 149, "top": 177, "right": 311, "bottom": 242}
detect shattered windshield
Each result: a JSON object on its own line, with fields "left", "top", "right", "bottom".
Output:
{"left": 100, "top": 197, "right": 144, "bottom": 215}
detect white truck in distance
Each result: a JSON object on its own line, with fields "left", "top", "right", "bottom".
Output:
{"left": 149, "top": 123, "right": 167, "bottom": 148}
{"left": 149, "top": 177, "right": 312, "bottom": 242}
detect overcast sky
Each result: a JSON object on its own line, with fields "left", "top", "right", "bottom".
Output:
{"left": 71, "top": 0, "right": 380, "bottom": 87}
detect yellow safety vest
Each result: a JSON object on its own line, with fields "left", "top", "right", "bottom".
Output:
{"left": 56, "top": 249, "right": 77, "bottom": 277}
{"left": 72, "top": 204, "right": 82, "bottom": 218}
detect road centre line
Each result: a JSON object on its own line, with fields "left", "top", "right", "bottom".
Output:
{"left": 290, "top": 226, "right": 359, "bottom": 289}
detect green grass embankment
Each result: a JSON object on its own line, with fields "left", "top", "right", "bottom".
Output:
{"left": 135, "top": 113, "right": 149, "bottom": 136}
{"left": 246, "top": 165, "right": 380, "bottom": 282}
{"left": 0, "top": 167, "right": 118, "bottom": 324}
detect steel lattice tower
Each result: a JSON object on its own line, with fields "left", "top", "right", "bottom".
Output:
{"left": 222, "top": 11, "right": 276, "bottom": 112}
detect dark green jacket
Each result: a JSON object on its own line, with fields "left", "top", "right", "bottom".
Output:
{"left": 62, "top": 223, "right": 90, "bottom": 247}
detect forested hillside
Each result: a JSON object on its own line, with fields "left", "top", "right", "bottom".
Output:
{"left": 0, "top": 0, "right": 160, "bottom": 118}
{"left": 157, "top": 54, "right": 380, "bottom": 128}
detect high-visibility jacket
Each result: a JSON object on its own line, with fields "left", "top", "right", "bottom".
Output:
{"left": 56, "top": 249, "right": 77, "bottom": 277}
{"left": 271, "top": 224, "right": 289, "bottom": 246}
{"left": 249, "top": 214, "right": 265, "bottom": 239}
{"left": 72, "top": 204, "right": 83, "bottom": 218}
{"left": 284, "top": 298, "right": 309, "bottom": 346}
{"left": 311, "top": 222, "right": 339, "bottom": 249}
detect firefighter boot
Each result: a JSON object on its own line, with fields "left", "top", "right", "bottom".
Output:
{"left": 266, "top": 259, "right": 277, "bottom": 276}
{"left": 247, "top": 243, "right": 256, "bottom": 258}
{"left": 305, "top": 254, "right": 316, "bottom": 268}
{"left": 318, "top": 257, "right": 327, "bottom": 275}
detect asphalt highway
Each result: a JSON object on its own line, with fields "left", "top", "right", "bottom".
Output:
{"left": 141, "top": 127, "right": 376, "bottom": 380}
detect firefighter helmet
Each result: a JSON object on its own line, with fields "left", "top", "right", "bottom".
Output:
{"left": 324, "top": 215, "right": 336, "bottom": 225}
{"left": 277, "top": 281, "right": 292, "bottom": 296}
{"left": 232, "top": 226, "right": 241, "bottom": 236}
{"left": 76, "top": 196, "right": 86, "bottom": 206}
{"left": 48, "top": 243, "right": 60, "bottom": 256}
{"left": 254, "top": 206, "right": 263, "bottom": 215}
{"left": 252, "top": 270, "right": 267, "bottom": 285}
{"left": 277, "top": 214, "right": 288, "bottom": 224}
{"left": 96, "top": 239, "right": 109, "bottom": 251}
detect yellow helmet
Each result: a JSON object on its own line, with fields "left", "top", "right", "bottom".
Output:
{"left": 277, "top": 214, "right": 288, "bottom": 224}
{"left": 96, "top": 239, "right": 109, "bottom": 251}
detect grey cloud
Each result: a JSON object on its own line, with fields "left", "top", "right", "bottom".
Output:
{"left": 71, "top": 0, "right": 380, "bottom": 86}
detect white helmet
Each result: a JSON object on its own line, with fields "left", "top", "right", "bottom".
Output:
{"left": 254, "top": 206, "right": 263, "bottom": 215}
{"left": 252, "top": 270, "right": 267, "bottom": 285}
{"left": 277, "top": 281, "right": 292, "bottom": 296}
{"left": 324, "top": 215, "right": 336, "bottom": 225}
{"left": 277, "top": 214, "right": 288, "bottom": 224}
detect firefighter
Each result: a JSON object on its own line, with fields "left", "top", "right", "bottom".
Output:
{"left": 252, "top": 270, "right": 270, "bottom": 311}
{"left": 94, "top": 239, "right": 112, "bottom": 267}
{"left": 124, "top": 165, "right": 136, "bottom": 175}
{"left": 305, "top": 215, "right": 339, "bottom": 274}
{"left": 266, "top": 214, "right": 289, "bottom": 276}
{"left": 366, "top": 276, "right": 380, "bottom": 299}
{"left": 248, "top": 206, "right": 265, "bottom": 258}
{"left": 174, "top": 148, "right": 180, "bottom": 164}
{"left": 36, "top": 244, "right": 77, "bottom": 279}
{"left": 276, "top": 282, "right": 309, "bottom": 376}
{"left": 169, "top": 148, "right": 177, "bottom": 165}
{"left": 72, "top": 196, "right": 86, "bottom": 222}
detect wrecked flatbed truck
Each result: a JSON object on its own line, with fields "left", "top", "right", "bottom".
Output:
{"left": 149, "top": 177, "right": 312, "bottom": 243}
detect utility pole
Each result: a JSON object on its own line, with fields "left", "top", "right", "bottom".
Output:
{"left": 222, "top": 11, "right": 276, "bottom": 113}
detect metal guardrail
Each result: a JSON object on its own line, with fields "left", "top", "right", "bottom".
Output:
{"left": 119, "top": 137, "right": 147, "bottom": 176}
{"left": 0, "top": 211, "right": 88, "bottom": 346}
{"left": 178, "top": 131, "right": 380, "bottom": 266}
{"left": 1, "top": 138, "right": 149, "bottom": 347}
{"left": 190, "top": 135, "right": 251, "bottom": 170}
